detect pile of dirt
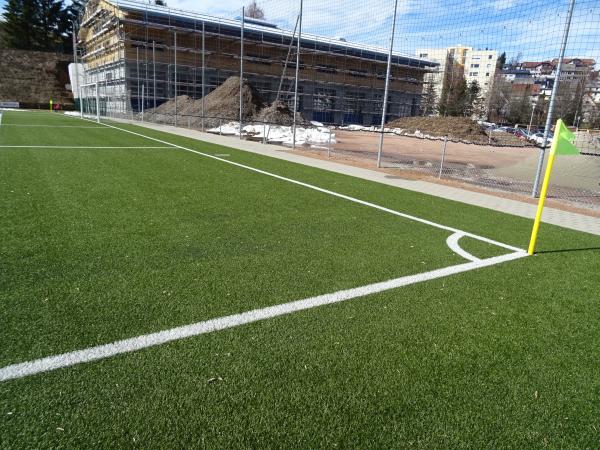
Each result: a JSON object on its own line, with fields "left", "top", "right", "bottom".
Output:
{"left": 148, "top": 94, "right": 197, "bottom": 115}
{"left": 254, "top": 99, "right": 304, "bottom": 126}
{"left": 143, "top": 76, "right": 306, "bottom": 128}
{"left": 386, "top": 116, "right": 532, "bottom": 147}
{"left": 203, "top": 76, "right": 263, "bottom": 122}
{"left": 144, "top": 76, "right": 264, "bottom": 128}
{"left": 387, "top": 116, "right": 487, "bottom": 141}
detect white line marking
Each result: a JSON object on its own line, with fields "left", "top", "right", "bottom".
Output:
{"left": 446, "top": 232, "right": 481, "bottom": 262}
{"left": 81, "top": 118, "right": 525, "bottom": 254}
{"left": 0, "top": 124, "right": 103, "bottom": 128}
{"left": 0, "top": 146, "right": 173, "bottom": 149}
{"left": 0, "top": 251, "right": 527, "bottom": 382}
{"left": 0, "top": 112, "right": 3, "bottom": 126}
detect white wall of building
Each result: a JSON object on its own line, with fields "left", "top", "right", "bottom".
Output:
{"left": 416, "top": 46, "right": 498, "bottom": 105}
{"left": 464, "top": 49, "right": 498, "bottom": 94}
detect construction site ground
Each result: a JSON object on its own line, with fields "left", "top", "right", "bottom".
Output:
{"left": 330, "top": 130, "right": 600, "bottom": 195}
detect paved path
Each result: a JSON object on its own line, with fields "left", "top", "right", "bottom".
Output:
{"left": 114, "top": 119, "right": 600, "bottom": 236}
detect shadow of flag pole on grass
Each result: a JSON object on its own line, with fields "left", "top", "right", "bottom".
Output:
{"left": 528, "top": 119, "right": 580, "bottom": 255}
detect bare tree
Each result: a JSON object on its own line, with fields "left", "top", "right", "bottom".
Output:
{"left": 245, "top": 1, "right": 265, "bottom": 20}
{"left": 486, "top": 75, "right": 512, "bottom": 122}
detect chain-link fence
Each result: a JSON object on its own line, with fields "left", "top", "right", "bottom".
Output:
{"left": 75, "top": 0, "right": 600, "bottom": 212}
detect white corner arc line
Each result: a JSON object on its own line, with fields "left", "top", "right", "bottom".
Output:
{"left": 446, "top": 232, "right": 480, "bottom": 263}
{"left": 80, "top": 118, "right": 525, "bottom": 254}
{"left": 0, "top": 251, "right": 527, "bottom": 382}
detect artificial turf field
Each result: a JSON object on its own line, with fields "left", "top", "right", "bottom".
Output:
{"left": 1, "top": 110, "right": 600, "bottom": 448}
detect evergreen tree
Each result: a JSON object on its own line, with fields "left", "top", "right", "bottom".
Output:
{"left": 421, "top": 81, "right": 437, "bottom": 116}
{"left": 447, "top": 76, "right": 468, "bottom": 116}
{"left": 2, "top": 0, "right": 77, "bottom": 52}
{"left": 0, "top": 20, "right": 6, "bottom": 48}
{"left": 439, "top": 65, "right": 469, "bottom": 117}
{"left": 496, "top": 52, "right": 506, "bottom": 69}
{"left": 36, "top": 0, "right": 65, "bottom": 51}
{"left": 465, "top": 80, "right": 483, "bottom": 117}
{"left": 2, "top": 0, "right": 38, "bottom": 50}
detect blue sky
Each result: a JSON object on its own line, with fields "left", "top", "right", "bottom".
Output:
{"left": 2, "top": 0, "right": 598, "bottom": 65}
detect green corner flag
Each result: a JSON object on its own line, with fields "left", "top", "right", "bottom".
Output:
{"left": 554, "top": 119, "right": 579, "bottom": 155}
{"left": 529, "top": 118, "right": 580, "bottom": 255}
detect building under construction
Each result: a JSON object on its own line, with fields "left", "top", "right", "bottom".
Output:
{"left": 75, "top": 0, "right": 438, "bottom": 125}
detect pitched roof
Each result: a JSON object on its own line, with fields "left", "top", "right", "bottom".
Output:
{"left": 521, "top": 61, "right": 542, "bottom": 68}
{"left": 551, "top": 58, "right": 596, "bottom": 67}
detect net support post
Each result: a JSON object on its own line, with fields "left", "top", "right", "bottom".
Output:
{"left": 174, "top": 31, "right": 178, "bottom": 128}
{"left": 376, "top": 0, "right": 399, "bottom": 168}
{"left": 141, "top": 84, "right": 145, "bottom": 122}
{"left": 438, "top": 136, "right": 448, "bottom": 179}
{"left": 531, "top": 0, "right": 576, "bottom": 197}
{"left": 240, "top": 7, "right": 245, "bottom": 140}
{"left": 292, "top": 0, "right": 303, "bottom": 151}
{"left": 95, "top": 82, "right": 100, "bottom": 123}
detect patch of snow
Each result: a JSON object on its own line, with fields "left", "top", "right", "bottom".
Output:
{"left": 207, "top": 122, "right": 336, "bottom": 146}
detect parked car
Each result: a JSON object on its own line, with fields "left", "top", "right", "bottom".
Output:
{"left": 514, "top": 128, "right": 533, "bottom": 140}
{"left": 492, "top": 126, "right": 511, "bottom": 133}
{"left": 530, "top": 132, "right": 553, "bottom": 147}
{"left": 514, "top": 128, "right": 529, "bottom": 141}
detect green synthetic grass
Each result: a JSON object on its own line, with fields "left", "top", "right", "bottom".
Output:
{"left": 1, "top": 111, "right": 600, "bottom": 448}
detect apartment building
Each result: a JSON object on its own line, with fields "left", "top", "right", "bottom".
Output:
{"left": 416, "top": 46, "right": 498, "bottom": 102}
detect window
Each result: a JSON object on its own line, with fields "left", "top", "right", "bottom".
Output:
{"left": 469, "top": 72, "right": 479, "bottom": 76}
{"left": 471, "top": 64, "right": 479, "bottom": 68}
{"left": 419, "top": 53, "right": 428, "bottom": 58}
{"left": 313, "top": 88, "right": 336, "bottom": 111}
{"left": 485, "top": 72, "right": 490, "bottom": 77}
{"left": 472, "top": 56, "right": 481, "bottom": 60}
{"left": 488, "top": 55, "right": 493, "bottom": 59}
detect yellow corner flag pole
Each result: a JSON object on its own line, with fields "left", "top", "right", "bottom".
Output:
{"left": 528, "top": 131, "right": 560, "bottom": 255}
{"left": 528, "top": 119, "right": 579, "bottom": 254}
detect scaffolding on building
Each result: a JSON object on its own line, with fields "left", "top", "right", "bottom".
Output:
{"left": 75, "top": 0, "right": 438, "bottom": 127}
